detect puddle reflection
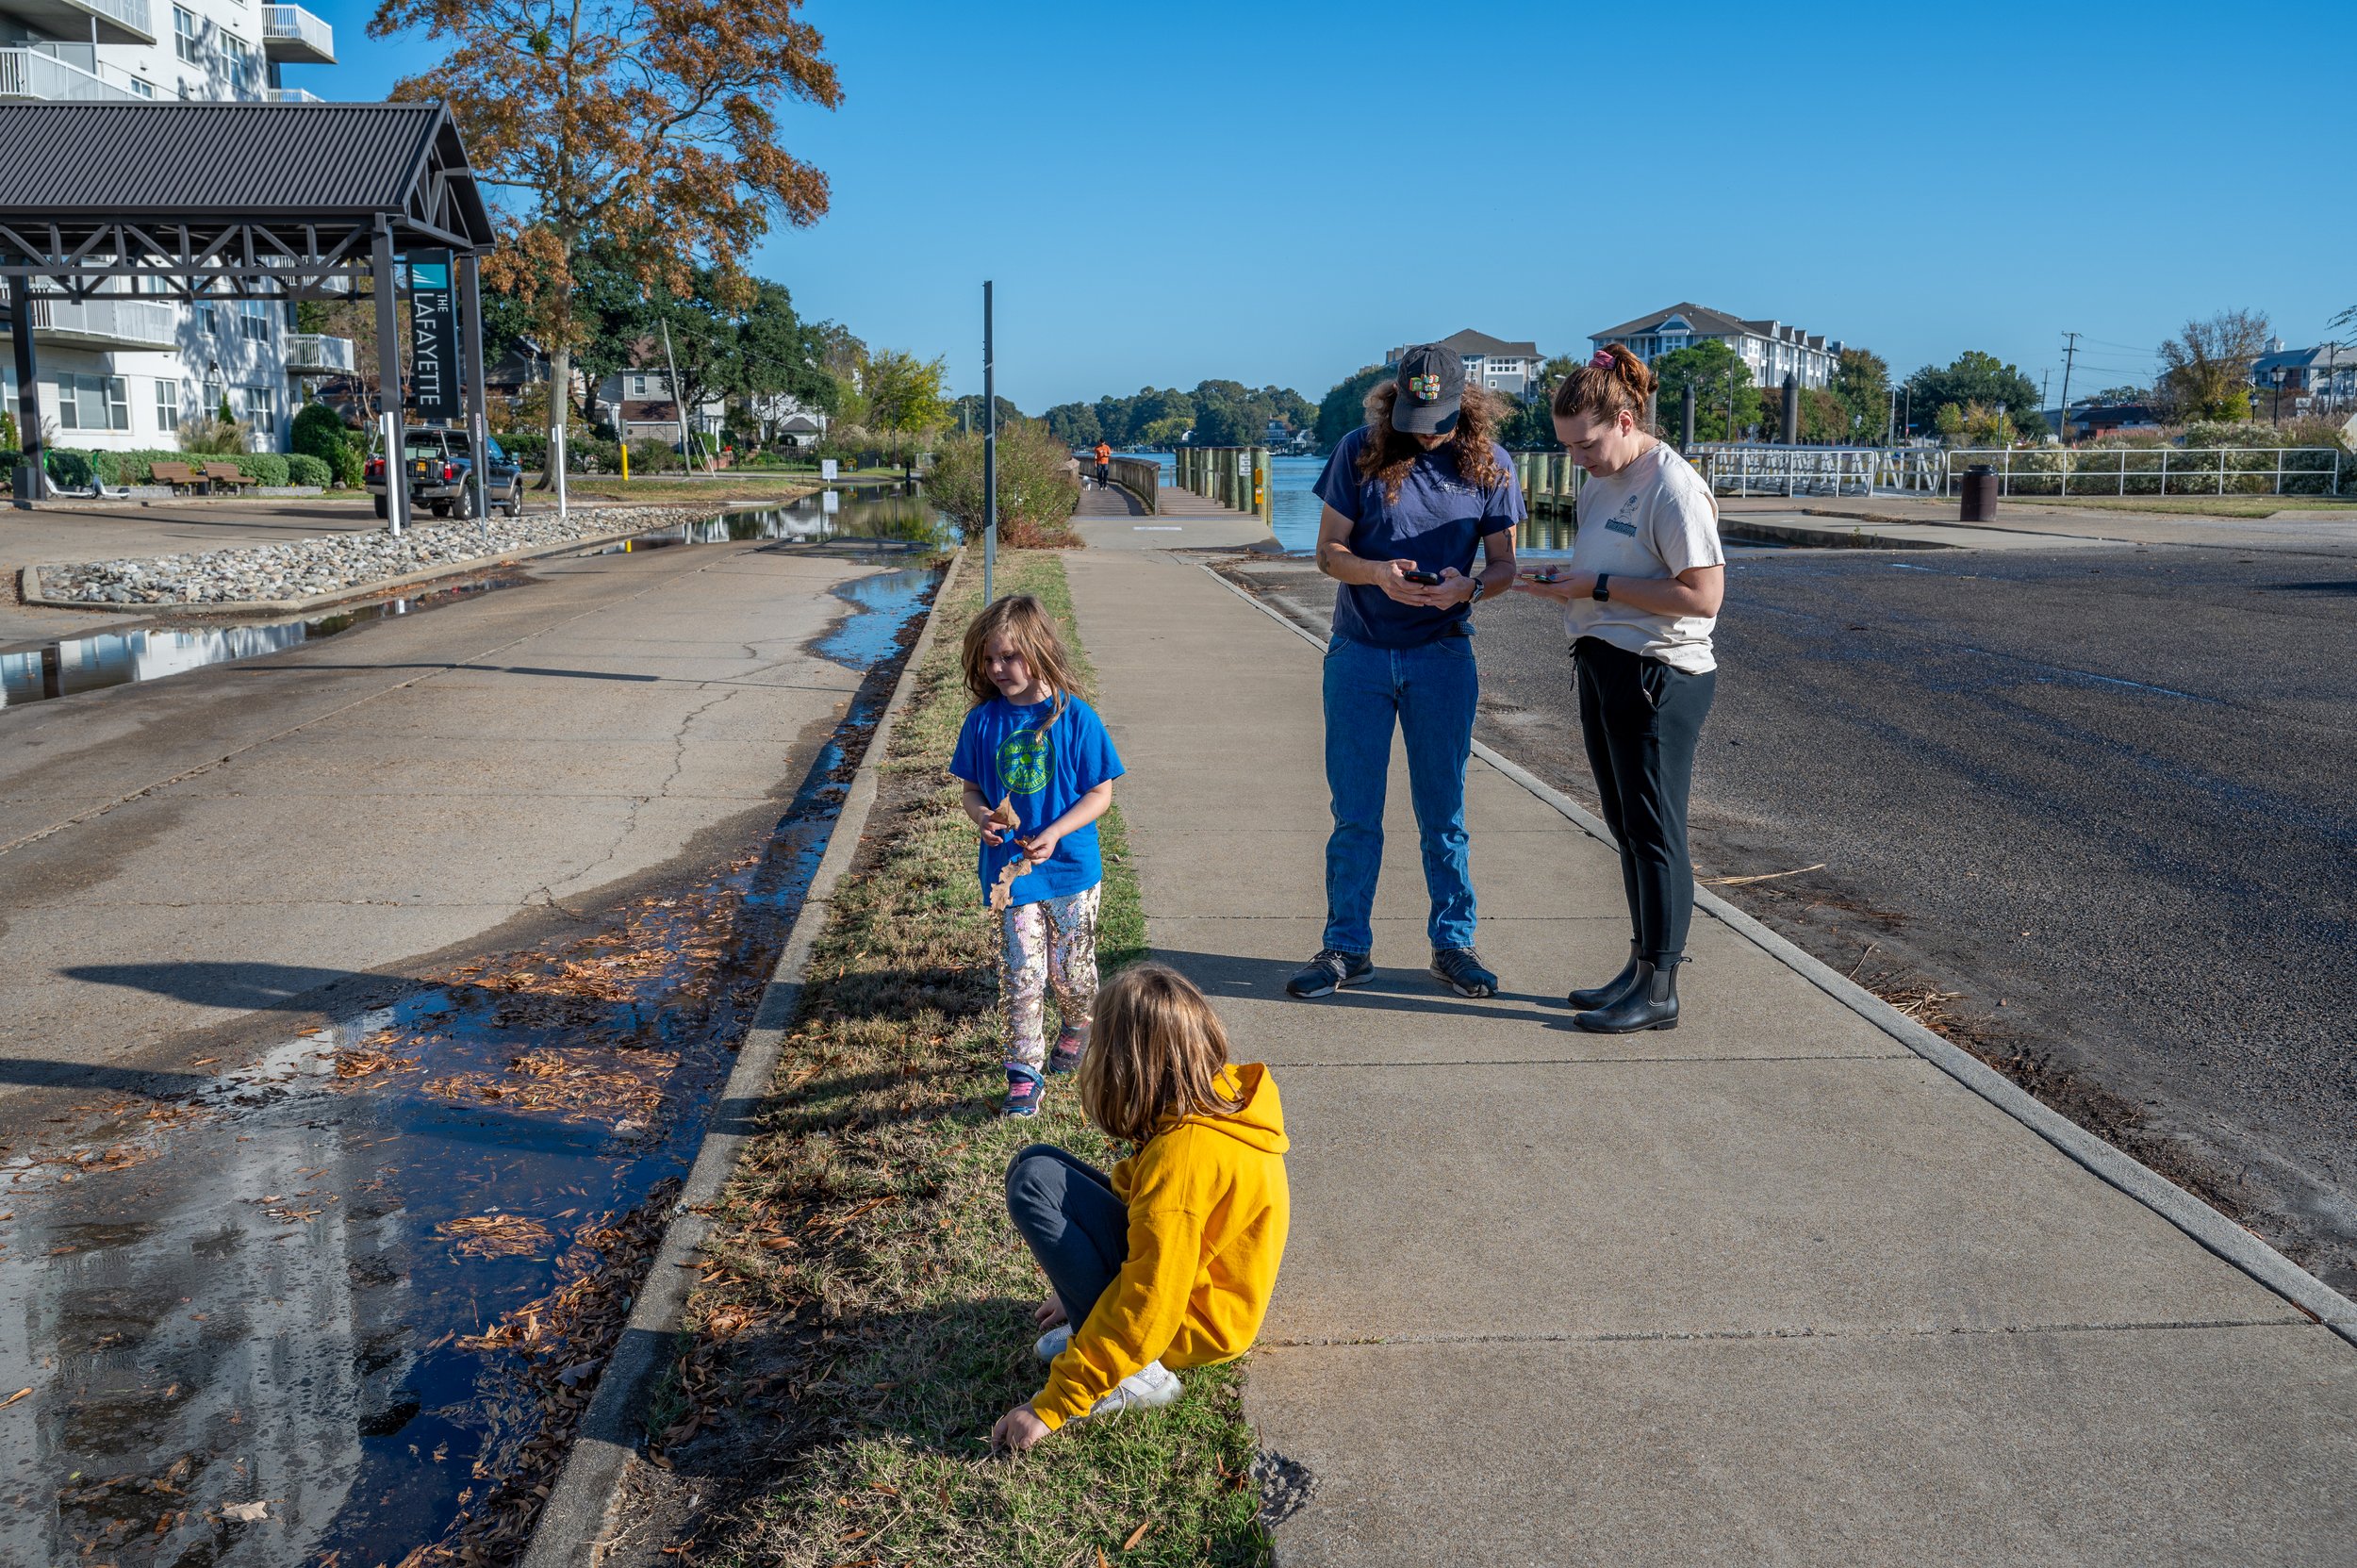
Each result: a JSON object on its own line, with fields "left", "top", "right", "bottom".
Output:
{"left": 0, "top": 565, "right": 942, "bottom": 1566}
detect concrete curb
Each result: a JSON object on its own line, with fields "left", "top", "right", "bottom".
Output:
{"left": 520, "top": 545, "right": 964, "bottom": 1568}
{"left": 16, "top": 516, "right": 705, "bottom": 619}
{"left": 1718, "top": 519, "right": 1951, "bottom": 551}
{"left": 1191, "top": 557, "right": 2357, "bottom": 1349}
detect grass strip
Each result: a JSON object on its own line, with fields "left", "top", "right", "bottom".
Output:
{"left": 648, "top": 549, "right": 1264, "bottom": 1567}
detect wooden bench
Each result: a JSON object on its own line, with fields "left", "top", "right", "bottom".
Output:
{"left": 150, "top": 461, "right": 205, "bottom": 494}
{"left": 199, "top": 462, "right": 248, "bottom": 494}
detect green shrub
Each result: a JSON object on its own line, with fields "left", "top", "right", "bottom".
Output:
{"left": 44, "top": 449, "right": 94, "bottom": 488}
{"left": 0, "top": 409, "right": 15, "bottom": 448}
{"left": 627, "top": 437, "right": 676, "bottom": 474}
{"left": 286, "top": 454, "right": 332, "bottom": 487}
{"left": 331, "top": 441, "right": 365, "bottom": 487}
{"left": 926, "top": 424, "right": 1080, "bottom": 543}
{"left": 236, "top": 453, "right": 290, "bottom": 487}
{"left": 502, "top": 432, "right": 548, "bottom": 470}
{"left": 290, "top": 403, "right": 354, "bottom": 468}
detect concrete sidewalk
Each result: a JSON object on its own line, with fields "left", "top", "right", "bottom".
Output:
{"left": 1062, "top": 548, "right": 2357, "bottom": 1566}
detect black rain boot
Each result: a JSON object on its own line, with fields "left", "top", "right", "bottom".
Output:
{"left": 1569, "top": 942, "right": 1641, "bottom": 1010}
{"left": 1573, "top": 956, "right": 1681, "bottom": 1033}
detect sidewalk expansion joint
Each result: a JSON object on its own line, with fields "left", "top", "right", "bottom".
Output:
{"left": 1269, "top": 1051, "right": 1911, "bottom": 1068}
{"left": 1260, "top": 1316, "right": 2318, "bottom": 1350}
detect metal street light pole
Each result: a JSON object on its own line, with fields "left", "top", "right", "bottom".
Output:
{"left": 983, "top": 280, "right": 997, "bottom": 605}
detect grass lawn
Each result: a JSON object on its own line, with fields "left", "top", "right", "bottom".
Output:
{"left": 643, "top": 549, "right": 1266, "bottom": 1567}
{"left": 549, "top": 475, "right": 827, "bottom": 504}
{"left": 2003, "top": 494, "right": 2357, "bottom": 517}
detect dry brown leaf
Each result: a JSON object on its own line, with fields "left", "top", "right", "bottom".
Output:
{"left": 987, "top": 794, "right": 1020, "bottom": 831}
{"left": 1123, "top": 1519, "right": 1153, "bottom": 1550}
{"left": 0, "top": 1387, "right": 28, "bottom": 1411}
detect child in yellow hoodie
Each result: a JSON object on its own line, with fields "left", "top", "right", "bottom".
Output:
{"left": 991, "top": 962, "right": 1290, "bottom": 1453}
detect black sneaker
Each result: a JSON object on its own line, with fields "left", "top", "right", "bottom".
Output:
{"left": 1430, "top": 947, "right": 1497, "bottom": 999}
{"left": 1286, "top": 949, "right": 1373, "bottom": 999}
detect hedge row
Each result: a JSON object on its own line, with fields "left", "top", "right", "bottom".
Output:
{"left": 1, "top": 447, "right": 330, "bottom": 489}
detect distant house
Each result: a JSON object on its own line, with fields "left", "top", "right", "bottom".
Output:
{"left": 2068, "top": 403, "right": 2164, "bottom": 440}
{"left": 1388, "top": 329, "right": 1543, "bottom": 399}
{"left": 746, "top": 391, "right": 830, "bottom": 448}
{"left": 596, "top": 364, "right": 727, "bottom": 445}
{"left": 2250, "top": 339, "right": 2357, "bottom": 414}
{"left": 1589, "top": 303, "right": 1846, "bottom": 391}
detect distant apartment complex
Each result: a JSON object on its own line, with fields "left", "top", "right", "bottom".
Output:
{"left": 1389, "top": 329, "right": 1543, "bottom": 399}
{"left": 0, "top": 0, "right": 338, "bottom": 454}
{"left": 1589, "top": 303, "right": 1847, "bottom": 390}
{"left": 2250, "top": 338, "right": 2356, "bottom": 415}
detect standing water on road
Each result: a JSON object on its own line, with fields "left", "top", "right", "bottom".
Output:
{"left": 0, "top": 561, "right": 941, "bottom": 1568}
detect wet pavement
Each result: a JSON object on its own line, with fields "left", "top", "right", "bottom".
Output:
{"left": 0, "top": 542, "right": 941, "bottom": 1566}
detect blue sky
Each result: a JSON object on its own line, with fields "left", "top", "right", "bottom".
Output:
{"left": 317, "top": 0, "right": 2356, "bottom": 413}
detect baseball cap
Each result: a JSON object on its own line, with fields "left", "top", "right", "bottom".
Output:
{"left": 1390, "top": 344, "right": 1465, "bottom": 436}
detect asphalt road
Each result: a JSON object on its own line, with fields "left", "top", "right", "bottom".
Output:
{"left": 1233, "top": 547, "right": 2357, "bottom": 1295}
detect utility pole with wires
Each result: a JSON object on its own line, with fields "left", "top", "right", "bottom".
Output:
{"left": 2056, "top": 332, "right": 2080, "bottom": 446}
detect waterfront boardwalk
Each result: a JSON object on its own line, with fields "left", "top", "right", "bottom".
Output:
{"left": 1063, "top": 520, "right": 2357, "bottom": 1564}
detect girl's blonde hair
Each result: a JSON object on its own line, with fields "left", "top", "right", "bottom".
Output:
{"left": 960, "top": 594, "right": 1080, "bottom": 715}
{"left": 1079, "top": 963, "right": 1242, "bottom": 1145}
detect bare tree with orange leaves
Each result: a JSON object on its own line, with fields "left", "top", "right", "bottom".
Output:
{"left": 368, "top": 0, "right": 841, "bottom": 481}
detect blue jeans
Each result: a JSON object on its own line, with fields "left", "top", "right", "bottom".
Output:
{"left": 1321, "top": 632, "right": 1479, "bottom": 954}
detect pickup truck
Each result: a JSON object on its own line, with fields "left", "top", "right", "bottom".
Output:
{"left": 365, "top": 427, "right": 524, "bottom": 520}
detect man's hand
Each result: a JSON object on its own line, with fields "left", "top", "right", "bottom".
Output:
{"left": 1434, "top": 567, "right": 1480, "bottom": 605}
{"left": 991, "top": 1405, "right": 1051, "bottom": 1456}
{"left": 1033, "top": 1294, "right": 1068, "bottom": 1329}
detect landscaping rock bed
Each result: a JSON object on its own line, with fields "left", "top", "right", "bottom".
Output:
{"left": 31, "top": 505, "right": 729, "bottom": 607}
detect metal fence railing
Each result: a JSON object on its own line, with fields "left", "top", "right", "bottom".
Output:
{"left": 1688, "top": 444, "right": 1889, "bottom": 497}
{"left": 1941, "top": 446, "right": 2345, "bottom": 498}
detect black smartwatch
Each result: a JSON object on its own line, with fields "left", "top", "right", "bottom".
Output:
{"left": 1593, "top": 573, "right": 1611, "bottom": 603}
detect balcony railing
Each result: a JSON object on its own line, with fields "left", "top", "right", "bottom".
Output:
{"left": 261, "top": 3, "right": 334, "bottom": 62}
{"left": 266, "top": 85, "right": 320, "bottom": 102}
{"left": 0, "top": 46, "right": 146, "bottom": 102}
{"left": 285, "top": 333, "right": 354, "bottom": 373}
{"left": 3, "top": 0, "right": 156, "bottom": 44}
{"left": 0, "top": 292, "right": 180, "bottom": 349}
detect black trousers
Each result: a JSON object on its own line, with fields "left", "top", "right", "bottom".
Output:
{"left": 1574, "top": 635, "right": 1715, "bottom": 963}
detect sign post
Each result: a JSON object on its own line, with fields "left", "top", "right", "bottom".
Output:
{"left": 983, "top": 280, "right": 997, "bottom": 604}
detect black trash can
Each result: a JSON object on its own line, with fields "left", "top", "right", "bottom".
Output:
{"left": 1959, "top": 463, "right": 1999, "bottom": 522}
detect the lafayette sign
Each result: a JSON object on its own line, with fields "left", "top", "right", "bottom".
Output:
{"left": 406, "top": 250, "right": 461, "bottom": 421}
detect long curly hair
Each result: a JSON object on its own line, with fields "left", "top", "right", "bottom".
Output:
{"left": 1355, "top": 379, "right": 1508, "bottom": 504}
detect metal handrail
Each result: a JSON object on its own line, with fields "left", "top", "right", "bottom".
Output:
{"left": 0, "top": 46, "right": 146, "bottom": 103}
{"left": 1943, "top": 446, "right": 2345, "bottom": 498}
{"left": 262, "top": 3, "right": 334, "bottom": 56}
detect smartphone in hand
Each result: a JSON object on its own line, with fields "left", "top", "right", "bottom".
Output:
{"left": 1402, "top": 568, "right": 1442, "bottom": 586}
{"left": 1521, "top": 568, "right": 1563, "bottom": 584}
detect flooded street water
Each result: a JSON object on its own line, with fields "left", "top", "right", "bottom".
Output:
{"left": 0, "top": 519, "right": 943, "bottom": 1567}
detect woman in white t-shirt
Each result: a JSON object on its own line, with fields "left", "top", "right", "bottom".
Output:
{"left": 1511, "top": 345, "right": 1724, "bottom": 1032}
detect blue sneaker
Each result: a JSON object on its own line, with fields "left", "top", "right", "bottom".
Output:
{"left": 1286, "top": 949, "right": 1373, "bottom": 999}
{"left": 1047, "top": 1027, "right": 1085, "bottom": 1075}
{"left": 1004, "top": 1066, "right": 1044, "bottom": 1118}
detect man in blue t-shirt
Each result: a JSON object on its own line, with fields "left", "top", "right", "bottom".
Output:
{"left": 1289, "top": 343, "right": 1524, "bottom": 1003}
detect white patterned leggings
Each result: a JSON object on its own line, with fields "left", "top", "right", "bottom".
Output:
{"left": 998, "top": 884, "right": 1101, "bottom": 1075}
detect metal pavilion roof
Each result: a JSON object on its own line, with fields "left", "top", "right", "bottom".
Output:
{"left": 0, "top": 101, "right": 493, "bottom": 302}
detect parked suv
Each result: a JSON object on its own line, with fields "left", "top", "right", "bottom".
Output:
{"left": 365, "top": 427, "right": 524, "bottom": 520}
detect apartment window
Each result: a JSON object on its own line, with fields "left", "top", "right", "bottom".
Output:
{"left": 243, "top": 386, "right": 278, "bottom": 439}
{"left": 634, "top": 374, "right": 650, "bottom": 395}
{"left": 155, "top": 379, "right": 180, "bottom": 433}
{"left": 173, "top": 6, "right": 202, "bottom": 64}
{"left": 127, "top": 75, "right": 154, "bottom": 98}
{"left": 196, "top": 301, "right": 222, "bottom": 335}
{"left": 203, "top": 375, "right": 223, "bottom": 420}
{"left": 219, "top": 34, "right": 251, "bottom": 92}
{"left": 51, "top": 373, "right": 131, "bottom": 432}
{"left": 239, "top": 301, "right": 271, "bottom": 342}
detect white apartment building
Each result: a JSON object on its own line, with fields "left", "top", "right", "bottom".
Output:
{"left": 1389, "top": 329, "right": 1544, "bottom": 399}
{"left": 1590, "top": 303, "right": 1847, "bottom": 391}
{"left": 0, "top": 0, "right": 338, "bottom": 455}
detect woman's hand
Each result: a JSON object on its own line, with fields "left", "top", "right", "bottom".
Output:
{"left": 1033, "top": 1294, "right": 1067, "bottom": 1329}
{"left": 1510, "top": 569, "right": 1596, "bottom": 603}
{"left": 1372, "top": 557, "right": 1434, "bottom": 606}
{"left": 991, "top": 1405, "right": 1051, "bottom": 1456}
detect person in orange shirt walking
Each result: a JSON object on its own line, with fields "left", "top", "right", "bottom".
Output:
{"left": 1093, "top": 441, "right": 1112, "bottom": 491}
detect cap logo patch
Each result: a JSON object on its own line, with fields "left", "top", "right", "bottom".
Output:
{"left": 1408, "top": 373, "right": 1442, "bottom": 402}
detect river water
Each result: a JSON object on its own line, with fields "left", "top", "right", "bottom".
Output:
{"left": 1139, "top": 452, "right": 1580, "bottom": 557}
{"left": 0, "top": 491, "right": 946, "bottom": 1568}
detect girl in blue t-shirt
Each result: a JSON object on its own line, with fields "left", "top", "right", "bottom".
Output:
{"left": 949, "top": 595, "right": 1126, "bottom": 1117}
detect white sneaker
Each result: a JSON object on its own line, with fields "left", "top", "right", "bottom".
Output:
{"left": 1034, "top": 1323, "right": 1071, "bottom": 1363}
{"left": 1088, "top": 1360, "right": 1183, "bottom": 1417}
